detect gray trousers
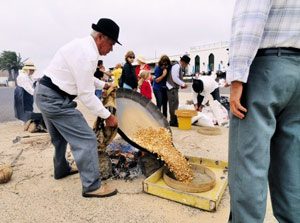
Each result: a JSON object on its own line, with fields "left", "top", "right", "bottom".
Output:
{"left": 229, "top": 55, "right": 300, "bottom": 222}
{"left": 167, "top": 88, "right": 179, "bottom": 125}
{"left": 34, "top": 83, "right": 100, "bottom": 193}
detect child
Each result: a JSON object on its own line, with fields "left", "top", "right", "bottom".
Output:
{"left": 138, "top": 70, "right": 152, "bottom": 100}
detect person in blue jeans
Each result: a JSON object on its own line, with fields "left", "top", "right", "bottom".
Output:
{"left": 152, "top": 55, "right": 171, "bottom": 118}
{"left": 227, "top": 1, "right": 300, "bottom": 222}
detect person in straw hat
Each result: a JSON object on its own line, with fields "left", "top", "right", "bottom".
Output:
{"left": 135, "top": 55, "right": 150, "bottom": 79}
{"left": 14, "top": 61, "right": 46, "bottom": 132}
{"left": 34, "top": 18, "right": 120, "bottom": 198}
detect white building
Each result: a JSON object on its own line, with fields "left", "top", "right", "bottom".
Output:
{"left": 189, "top": 41, "right": 229, "bottom": 74}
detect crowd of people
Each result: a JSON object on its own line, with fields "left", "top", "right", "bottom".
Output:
{"left": 90, "top": 51, "right": 225, "bottom": 127}
{"left": 15, "top": 48, "right": 227, "bottom": 134}
{"left": 15, "top": 42, "right": 224, "bottom": 195}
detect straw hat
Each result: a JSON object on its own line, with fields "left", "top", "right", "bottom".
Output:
{"left": 137, "top": 56, "right": 147, "bottom": 64}
{"left": 22, "top": 61, "right": 36, "bottom": 71}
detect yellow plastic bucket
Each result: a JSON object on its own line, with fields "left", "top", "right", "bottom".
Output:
{"left": 175, "top": 110, "right": 197, "bottom": 130}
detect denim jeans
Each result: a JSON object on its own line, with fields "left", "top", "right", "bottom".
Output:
{"left": 153, "top": 87, "right": 168, "bottom": 118}
{"left": 229, "top": 55, "right": 300, "bottom": 223}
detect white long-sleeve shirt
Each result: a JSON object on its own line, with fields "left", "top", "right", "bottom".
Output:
{"left": 44, "top": 36, "right": 110, "bottom": 119}
{"left": 17, "top": 71, "right": 35, "bottom": 95}
{"left": 166, "top": 63, "right": 185, "bottom": 90}
{"left": 192, "top": 76, "right": 218, "bottom": 105}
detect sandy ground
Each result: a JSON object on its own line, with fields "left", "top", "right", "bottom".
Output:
{"left": 0, "top": 92, "right": 276, "bottom": 223}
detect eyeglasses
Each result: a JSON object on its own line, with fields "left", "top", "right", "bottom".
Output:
{"left": 128, "top": 56, "right": 135, "bottom": 59}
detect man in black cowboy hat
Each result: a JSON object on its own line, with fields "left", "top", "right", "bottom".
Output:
{"left": 34, "top": 18, "right": 121, "bottom": 198}
{"left": 166, "top": 55, "right": 189, "bottom": 127}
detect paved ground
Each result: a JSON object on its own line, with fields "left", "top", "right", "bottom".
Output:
{"left": 0, "top": 87, "right": 16, "bottom": 122}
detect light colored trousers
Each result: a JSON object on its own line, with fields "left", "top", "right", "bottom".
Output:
{"left": 34, "top": 83, "right": 100, "bottom": 193}
{"left": 229, "top": 54, "right": 300, "bottom": 223}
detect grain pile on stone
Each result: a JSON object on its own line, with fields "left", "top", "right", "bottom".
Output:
{"left": 0, "top": 165, "right": 13, "bottom": 184}
{"left": 133, "top": 127, "right": 193, "bottom": 182}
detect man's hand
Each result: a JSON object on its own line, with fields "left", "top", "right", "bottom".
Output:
{"left": 105, "top": 114, "right": 118, "bottom": 127}
{"left": 194, "top": 104, "right": 203, "bottom": 112}
{"left": 103, "top": 83, "right": 111, "bottom": 90}
{"left": 99, "top": 65, "right": 105, "bottom": 72}
{"left": 181, "top": 83, "right": 188, "bottom": 89}
{"left": 162, "top": 69, "right": 168, "bottom": 76}
{"left": 230, "top": 81, "right": 247, "bottom": 119}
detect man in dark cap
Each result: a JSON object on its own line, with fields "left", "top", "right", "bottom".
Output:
{"left": 166, "top": 55, "right": 189, "bottom": 127}
{"left": 192, "top": 76, "right": 220, "bottom": 111}
{"left": 34, "top": 18, "right": 121, "bottom": 198}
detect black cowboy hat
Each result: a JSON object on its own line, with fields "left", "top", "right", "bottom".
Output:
{"left": 180, "top": 55, "right": 191, "bottom": 64}
{"left": 92, "top": 18, "right": 122, "bottom": 45}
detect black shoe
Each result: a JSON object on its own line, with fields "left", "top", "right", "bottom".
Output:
{"left": 169, "top": 121, "right": 178, "bottom": 127}
{"left": 54, "top": 166, "right": 78, "bottom": 179}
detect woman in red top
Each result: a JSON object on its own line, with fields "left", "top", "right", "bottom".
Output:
{"left": 138, "top": 70, "right": 152, "bottom": 100}
{"left": 135, "top": 56, "right": 150, "bottom": 79}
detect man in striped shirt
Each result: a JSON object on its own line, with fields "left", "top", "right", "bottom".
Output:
{"left": 227, "top": 1, "right": 300, "bottom": 222}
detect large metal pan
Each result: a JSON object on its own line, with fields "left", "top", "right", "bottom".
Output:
{"left": 116, "top": 88, "right": 171, "bottom": 152}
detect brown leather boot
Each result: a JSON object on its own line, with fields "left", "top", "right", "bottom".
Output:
{"left": 82, "top": 184, "right": 118, "bottom": 198}
{"left": 24, "top": 120, "right": 32, "bottom": 131}
{"left": 27, "top": 122, "right": 38, "bottom": 133}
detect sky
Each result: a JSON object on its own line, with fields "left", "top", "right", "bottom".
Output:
{"left": 0, "top": 0, "right": 235, "bottom": 75}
